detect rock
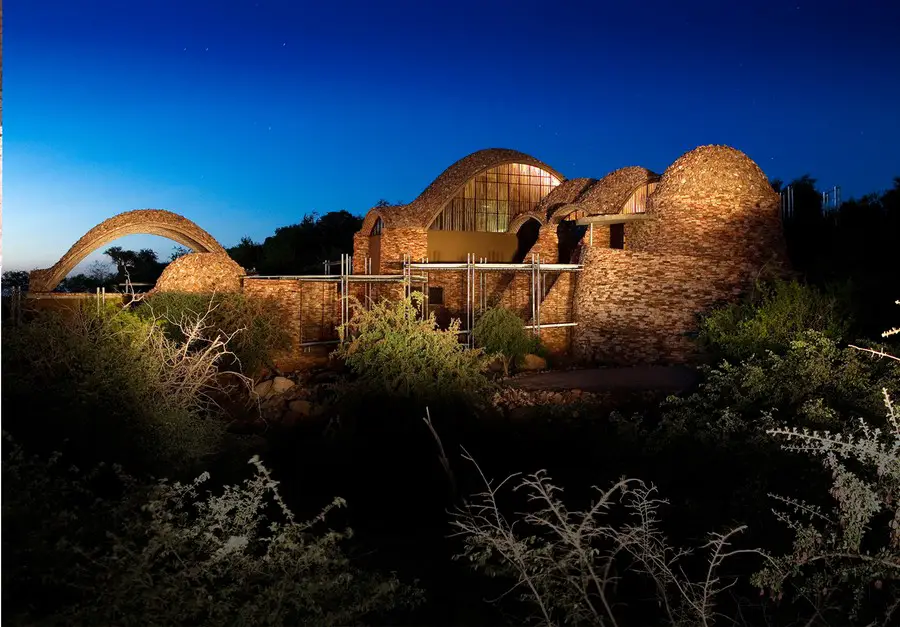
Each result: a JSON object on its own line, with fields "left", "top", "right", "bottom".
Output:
{"left": 271, "top": 376, "right": 295, "bottom": 394}
{"left": 254, "top": 379, "right": 274, "bottom": 398}
{"left": 288, "top": 399, "right": 312, "bottom": 416}
{"left": 521, "top": 354, "right": 547, "bottom": 371}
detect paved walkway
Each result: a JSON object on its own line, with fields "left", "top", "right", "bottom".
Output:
{"left": 508, "top": 365, "right": 700, "bottom": 393}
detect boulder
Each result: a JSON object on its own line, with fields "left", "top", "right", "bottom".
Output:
{"left": 288, "top": 399, "right": 312, "bottom": 416}
{"left": 254, "top": 380, "right": 274, "bottom": 398}
{"left": 271, "top": 376, "right": 295, "bottom": 394}
{"left": 521, "top": 354, "right": 548, "bottom": 371}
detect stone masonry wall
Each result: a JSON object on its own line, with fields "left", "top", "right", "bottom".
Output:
{"left": 242, "top": 278, "right": 343, "bottom": 371}
{"left": 529, "top": 225, "right": 559, "bottom": 263}
{"left": 378, "top": 227, "right": 428, "bottom": 273}
{"left": 152, "top": 253, "right": 244, "bottom": 294}
{"left": 572, "top": 247, "right": 754, "bottom": 365}
{"left": 627, "top": 145, "right": 789, "bottom": 269}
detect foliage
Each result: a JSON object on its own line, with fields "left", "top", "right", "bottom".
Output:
{"left": 653, "top": 331, "right": 900, "bottom": 451}
{"left": 451, "top": 451, "right": 757, "bottom": 626}
{"left": 751, "top": 321, "right": 900, "bottom": 625}
{"left": 139, "top": 291, "right": 291, "bottom": 376}
{"left": 2, "top": 269, "right": 31, "bottom": 294}
{"left": 2, "top": 438, "right": 423, "bottom": 626}
{"left": 783, "top": 175, "right": 900, "bottom": 336}
{"left": 698, "top": 279, "right": 852, "bottom": 363}
{"left": 751, "top": 391, "right": 900, "bottom": 625}
{"left": 333, "top": 292, "right": 491, "bottom": 402}
{"left": 472, "top": 306, "right": 541, "bottom": 376}
{"left": 1, "top": 301, "right": 235, "bottom": 473}
{"left": 227, "top": 210, "right": 362, "bottom": 276}
{"left": 103, "top": 246, "right": 167, "bottom": 284}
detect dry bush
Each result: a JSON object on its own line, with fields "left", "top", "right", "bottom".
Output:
{"left": 2, "top": 299, "right": 250, "bottom": 472}
{"left": 450, "top": 451, "right": 757, "bottom": 626}
{"left": 2, "top": 437, "right": 423, "bottom": 626}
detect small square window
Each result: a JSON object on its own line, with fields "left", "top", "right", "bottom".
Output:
{"left": 428, "top": 286, "right": 444, "bottom": 305}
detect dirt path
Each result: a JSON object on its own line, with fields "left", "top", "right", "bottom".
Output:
{"left": 508, "top": 365, "right": 700, "bottom": 393}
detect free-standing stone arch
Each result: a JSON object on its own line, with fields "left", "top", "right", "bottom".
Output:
{"left": 29, "top": 209, "right": 227, "bottom": 292}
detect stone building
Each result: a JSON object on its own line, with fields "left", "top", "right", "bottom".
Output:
{"left": 28, "top": 145, "right": 789, "bottom": 370}
{"left": 353, "top": 145, "right": 789, "bottom": 365}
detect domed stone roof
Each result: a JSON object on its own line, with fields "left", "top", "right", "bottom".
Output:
{"left": 152, "top": 252, "right": 244, "bottom": 294}
{"left": 627, "top": 145, "right": 785, "bottom": 265}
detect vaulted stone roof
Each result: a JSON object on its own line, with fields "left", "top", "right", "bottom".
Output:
{"left": 362, "top": 148, "right": 565, "bottom": 230}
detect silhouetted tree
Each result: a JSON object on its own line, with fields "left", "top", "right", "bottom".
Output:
{"left": 103, "top": 247, "right": 166, "bottom": 284}
{"left": 226, "top": 237, "right": 264, "bottom": 273}
{"left": 238, "top": 211, "right": 363, "bottom": 275}
{"left": 2, "top": 270, "right": 30, "bottom": 295}
{"left": 169, "top": 246, "right": 190, "bottom": 262}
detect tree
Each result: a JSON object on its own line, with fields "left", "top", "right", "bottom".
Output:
{"left": 2, "top": 270, "right": 30, "bottom": 294}
{"left": 87, "top": 260, "right": 115, "bottom": 285}
{"left": 244, "top": 211, "right": 363, "bottom": 276}
{"left": 169, "top": 246, "right": 190, "bottom": 262}
{"left": 103, "top": 247, "right": 166, "bottom": 284}
{"left": 226, "top": 237, "right": 263, "bottom": 273}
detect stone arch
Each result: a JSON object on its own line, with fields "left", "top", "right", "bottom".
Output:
{"left": 29, "top": 209, "right": 227, "bottom": 292}
{"left": 512, "top": 216, "right": 544, "bottom": 263}
{"left": 548, "top": 203, "right": 586, "bottom": 225}
{"left": 507, "top": 211, "right": 546, "bottom": 233}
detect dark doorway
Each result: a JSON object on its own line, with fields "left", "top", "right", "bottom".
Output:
{"left": 557, "top": 220, "right": 588, "bottom": 263}
{"left": 610, "top": 223, "right": 625, "bottom": 249}
{"left": 512, "top": 219, "right": 541, "bottom": 263}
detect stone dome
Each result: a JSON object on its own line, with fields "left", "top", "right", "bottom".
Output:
{"left": 152, "top": 252, "right": 245, "bottom": 294}
{"left": 626, "top": 145, "right": 786, "bottom": 266}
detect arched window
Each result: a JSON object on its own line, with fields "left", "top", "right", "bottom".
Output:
{"left": 370, "top": 217, "right": 383, "bottom": 236}
{"left": 430, "top": 163, "right": 561, "bottom": 232}
{"left": 621, "top": 181, "right": 658, "bottom": 214}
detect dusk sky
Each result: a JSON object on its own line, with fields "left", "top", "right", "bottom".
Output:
{"left": 4, "top": 0, "right": 900, "bottom": 274}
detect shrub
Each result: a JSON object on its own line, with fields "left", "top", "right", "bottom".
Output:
{"left": 1, "top": 301, "right": 236, "bottom": 473}
{"left": 333, "top": 292, "right": 491, "bottom": 402}
{"left": 653, "top": 331, "right": 900, "bottom": 452}
{"left": 2, "top": 437, "right": 423, "bottom": 626}
{"left": 752, "top": 321, "right": 900, "bottom": 625}
{"left": 472, "top": 306, "right": 541, "bottom": 376}
{"left": 139, "top": 292, "right": 291, "bottom": 376}
{"left": 451, "top": 451, "right": 756, "bottom": 626}
{"left": 698, "top": 279, "right": 852, "bottom": 362}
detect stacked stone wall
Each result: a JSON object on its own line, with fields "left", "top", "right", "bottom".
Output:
{"left": 379, "top": 227, "right": 428, "bottom": 273}
{"left": 572, "top": 248, "right": 756, "bottom": 364}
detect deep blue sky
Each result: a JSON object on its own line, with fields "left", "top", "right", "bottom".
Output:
{"left": 5, "top": 0, "right": 900, "bottom": 273}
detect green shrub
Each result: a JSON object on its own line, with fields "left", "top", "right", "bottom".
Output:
{"left": 698, "top": 279, "right": 852, "bottom": 362}
{"left": 653, "top": 331, "right": 900, "bottom": 451}
{"left": 333, "top": 292, "right": 491, "bottom": 401}
{"left": 472, "top": 306, "right": 541, "bottom": 376}
{"left": 1, "top": 301, "right": 231, "bottom": 473}
{"left": 2, "top": 437, "right": 423, "bottom": 626}
{"left": 139, "top": 292, "right": 291, "bottom": 376}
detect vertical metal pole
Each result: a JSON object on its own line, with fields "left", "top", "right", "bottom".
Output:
{"left": 589, "top": 223, "right": 594, "bottom": 247}
{"left": 466, "top": 253, "right": 472, "bottom": 346}
{"left": 530, "top": 254, "right": 537, "bottom": 336}
{"left": 536, "top": 254, "right": 541, "bottom": 338}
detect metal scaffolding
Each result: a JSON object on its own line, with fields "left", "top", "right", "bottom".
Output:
{"left": 404, "top": 254, "right": 582, "bottom": 345}
{"left": 244, "top": 252, "right": 581, "bottom": 350}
